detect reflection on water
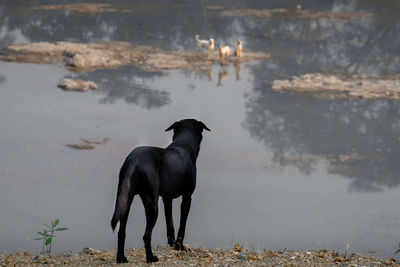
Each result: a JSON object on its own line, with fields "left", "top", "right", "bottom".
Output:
{"left": 1, "top": 0, "right": 400, "bottom": 259}
{"left": 194, "top": 66, "right": 213, "bottom": 81}
{"left": 243, "top": 86, "right": 400, "bottom": 192}
{"left": 217, "top": 66, "right": 228, "bottom": 86}
{"left": 192, "top": 63, "right": 241, "bottom": 85}
{"left": 74, "top": 67, "right": 171, "bottom": 109}
{"left": 234, "top": 62, "right": 241, "bottom": 80}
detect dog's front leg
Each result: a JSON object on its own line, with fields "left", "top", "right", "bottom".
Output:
{"left": 175, "top": 195, "right": 192, "bottom": 250}
{"left": 163, "top": 197, "right": 176, "bottom": 246}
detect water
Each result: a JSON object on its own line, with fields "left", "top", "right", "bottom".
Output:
{"left": 1, "top": 0, "right": 400, "bottom": 258}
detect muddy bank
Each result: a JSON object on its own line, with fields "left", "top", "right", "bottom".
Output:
{"left": 66, "top": 138, "right": 109, "bottom": 150}
{"left": 0, "top": 42, "right": 270, "bottom": 72}
{"left": 58, "top": 78, "right": 97, "bottom": 92}
{"left": 1, "top": 246, "right": 397, "bottom": 266}
{"left": 271, "top": 73, "right": 400, "bottom": 100}
{"left": 35, "top": 4, "right": 117, "bottom": 14}
{"left": 276, "top": 152, "right": 368, "bottom": 175}
{"left": 221, "top": 8, "right": 373, "bottom": 20}
{"left": 34, "top": 3, "right": 179, "bottom": 15}
{"left": 278, "top": 152, "right": 366, "bottom": 167}
{"left": 264, "top": 152, "right": 368, "bottom": 176}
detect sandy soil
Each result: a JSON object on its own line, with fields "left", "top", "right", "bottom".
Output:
{"left": 1, "top": 245, "right": 398, "bottom": 266}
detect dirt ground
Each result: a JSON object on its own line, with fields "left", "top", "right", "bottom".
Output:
{"left": 1, "top": 245, "right": 398, "bottom": 266}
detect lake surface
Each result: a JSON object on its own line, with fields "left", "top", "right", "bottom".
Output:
{"left": 1, "top": 0, "right": 400, "bottom": 258}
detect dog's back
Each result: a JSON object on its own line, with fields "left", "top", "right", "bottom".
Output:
{"left": 120, "top": 143, "right": 196, "bottom": 195}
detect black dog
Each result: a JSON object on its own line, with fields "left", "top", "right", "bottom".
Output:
{"left": 111, "top": 119, "right": 210, "bottom": 263}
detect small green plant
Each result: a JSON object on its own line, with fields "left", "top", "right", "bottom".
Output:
{"left": 35, "top": 219, "right": 68, "bottom": 255}
{"left": 396, "top": 242, "right": 400, "bottom": 254}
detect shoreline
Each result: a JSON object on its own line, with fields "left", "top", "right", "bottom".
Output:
{"left": 1, "top": 246, "right": 398, "bottom": 266}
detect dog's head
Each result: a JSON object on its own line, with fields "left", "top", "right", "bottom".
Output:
{"left": 165, "top": 119, "right": 210, "bottom": 145}
{"left": 165, "top": 119, "right": 210, "bottom": 133}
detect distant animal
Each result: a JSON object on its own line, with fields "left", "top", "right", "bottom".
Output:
{"left": 111, "top": 119, "right": 210, "bottom": 263}
{"left": 195, "top": 34, "right": 210, "bottom": 48}
{"left": 218, "top": 45, "right": 231, "bottom": 58}
{"left": 208, "top": 38, "right": 215, "bottom": 53}
{"left": 234, "top": 40, "right": 243, "bottom": 57}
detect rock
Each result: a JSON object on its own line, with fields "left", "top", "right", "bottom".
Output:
{"left": 32, "top": 255, "right": 42, "bottom": 263}
{"left": 57, "top": 78, "right": 98, "bottom": 92}
{"left": 237, "top": 253, "right": 247, "bottom": 261}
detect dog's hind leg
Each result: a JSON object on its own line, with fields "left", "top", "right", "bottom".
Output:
{"left": 175, "top": 194, "right": 192, "bottom": 250}
{"left": 162, "top": 197, "right": 175, "bottom": 246}
{"left": 116, "top": 195, "right": 133, "bottom": 263}
{"left": 141, "top": 194, "right": 159, "bottom": 263}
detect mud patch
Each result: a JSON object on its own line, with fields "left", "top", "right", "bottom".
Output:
{"left": 58, "top": 78, "right": 97, "bottom": 92}
{"left": 269, "top": 152, "right": 368, "bottom": 176}
{"left": 206, "top": 5, "right": 224, "bottom": 10}
{"left": 221, "top": 8, "right": 373, "bottom": 20}
{"left": 66, "top": 138, "right": 109, "bottom": 150}
{"left": 271, "top": 73, "right": 400, "bottom": 100}
{"left": 35, "top": 4, "right": 117, "bottom": 14}
{"left": 0, "top": 42, "right": 270, "bottom": 72}
{"left": 34, "top": 3, "right": 179, "bottom": 15}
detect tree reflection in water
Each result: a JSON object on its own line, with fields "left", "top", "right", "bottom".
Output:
{"left": 243, "top": 82, "right": 400, "bottom": 192}
{"left": 241, "top": 1, "right": 400, "bottom": 192}
{"left": 74, "top": 67, "right": 171, "bottom": 109}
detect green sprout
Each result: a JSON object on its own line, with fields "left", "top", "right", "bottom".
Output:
{"left": 35, "top": 219, "right": 68, "bottom": 255}
{"left": 396, "top": 242, "right": 400, "bottom": 254}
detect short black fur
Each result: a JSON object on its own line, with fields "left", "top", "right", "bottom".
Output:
{"left": 111, "top": 119, "right": 210, "bottom": 263}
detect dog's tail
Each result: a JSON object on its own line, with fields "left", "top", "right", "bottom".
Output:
{"left": 111, "top": 161, "right": 135, "bottom": 232}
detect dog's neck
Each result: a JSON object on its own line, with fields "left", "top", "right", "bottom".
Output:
{"left": 167, "top": 131, "right": 202, "bottom": 162}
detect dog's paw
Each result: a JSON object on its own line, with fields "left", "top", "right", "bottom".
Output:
{"left": 116, "top": 255, "right": 128, "bottom": 263}
{"left": 146, "top": 255, "right": 159, "bottom": 263}
{"left": 174, "top": 241, "right": 185, "bottom": 251}
{"left": 168, "top": 237, "right": 176, "bottom": 247}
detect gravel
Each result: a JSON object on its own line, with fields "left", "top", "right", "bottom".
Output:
{"left": 1, "top": 245, "right": 398, "bottom": 266}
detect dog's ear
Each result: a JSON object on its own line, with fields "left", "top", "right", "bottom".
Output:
{"left": 199, "top": 122, "right": 211, "bottom": 131}
{"left": 165, "top": 122, "right": 179, "bottom": 132}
